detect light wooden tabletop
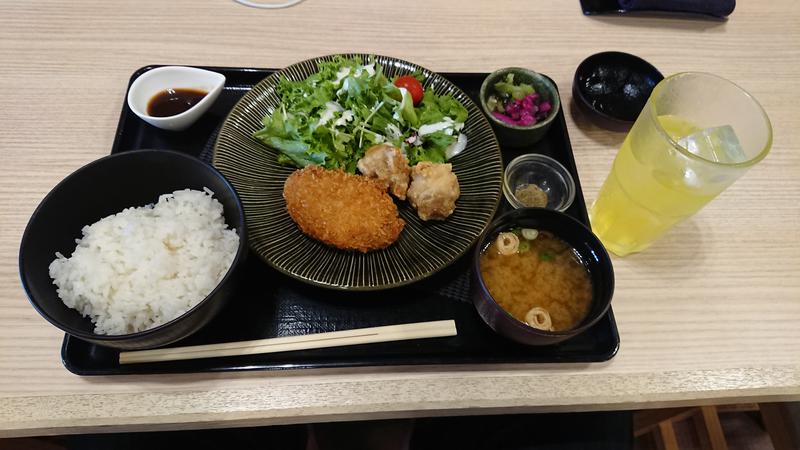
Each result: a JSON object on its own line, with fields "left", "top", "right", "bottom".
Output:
{"left": 1, "top": 0, "right": 799, "bottom": 439}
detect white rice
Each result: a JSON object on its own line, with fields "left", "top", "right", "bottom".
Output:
{"left": 48, "top": 188, "right": 239, "bottom": 335}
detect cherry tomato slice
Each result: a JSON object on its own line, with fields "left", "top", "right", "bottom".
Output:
{"left": 394, "top": 75, "right": 424, "bottom": 105}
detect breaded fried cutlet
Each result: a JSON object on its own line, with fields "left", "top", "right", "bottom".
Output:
{"left": 283, "top": 166, "right": 405, "bottom": 253}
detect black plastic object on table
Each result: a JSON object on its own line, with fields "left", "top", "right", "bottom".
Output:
{"left": 580, "top": 0, "right": 735, "bottom": 18}
{"left": 572, "top": 51, "right": 664, "bottom": 131}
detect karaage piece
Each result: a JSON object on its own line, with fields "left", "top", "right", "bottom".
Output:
{"left": 283, "top": 166, "right": 405, "bottom": 252}
{"left": 407, "top": 162, "right": 460, "bottom": 221}
{"left": 356, "top": 144, "right": 411, "bottom": 200}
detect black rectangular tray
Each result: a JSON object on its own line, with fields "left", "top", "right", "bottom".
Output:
{"left": 61, "top": 66, "right": 619, "bottom": 375}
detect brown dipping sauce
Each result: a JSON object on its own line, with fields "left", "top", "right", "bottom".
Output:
{"left": 146, "top": 88, "right": 208, "bottom": 117}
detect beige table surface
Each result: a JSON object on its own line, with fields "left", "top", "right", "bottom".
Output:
{"left": 1, "top": 0, "right": 799, "bottom": 439}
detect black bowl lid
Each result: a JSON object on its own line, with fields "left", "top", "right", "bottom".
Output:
{"left": 573, "top": 51, "right": 664, "bottom": 129}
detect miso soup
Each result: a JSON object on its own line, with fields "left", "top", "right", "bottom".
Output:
{"left": 479, "top": 229, "right": 592, "bottom": 331}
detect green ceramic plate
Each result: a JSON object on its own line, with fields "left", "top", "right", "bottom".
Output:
{"left": 213, "top": 54, "right": 503, "bottom": 290}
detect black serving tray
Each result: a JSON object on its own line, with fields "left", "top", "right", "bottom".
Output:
{"left": 61, "top": 66, "right": 619, "bottom": 375}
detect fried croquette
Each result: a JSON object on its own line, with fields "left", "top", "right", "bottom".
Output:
{"left": 283, "top": 166, "right": 405, "bottom": 252}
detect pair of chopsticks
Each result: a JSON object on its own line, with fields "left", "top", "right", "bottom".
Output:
{"left": 119, "top": 320, "right": 457, "bottom": 365}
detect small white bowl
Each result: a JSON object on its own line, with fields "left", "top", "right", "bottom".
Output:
{"left": 127, "top": 66, "right": 225, "bottom": 131}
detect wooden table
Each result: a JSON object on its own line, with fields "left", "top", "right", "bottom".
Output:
{"left": 1, "top": 0, "right": 798, "bottom": 439}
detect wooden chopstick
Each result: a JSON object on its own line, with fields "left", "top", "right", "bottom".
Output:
{"left": 119, "top": 320, "right": 457, "bottom": 365}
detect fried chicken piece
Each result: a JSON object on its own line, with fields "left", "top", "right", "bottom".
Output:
{"left": 407, "top": 162, "right": 460, "bottom": 221}
{"left": 283, "top": 166, "right": 405, "bottom": 252}
{"left": 356, "top": 144, "right": 411, "bottom": 200}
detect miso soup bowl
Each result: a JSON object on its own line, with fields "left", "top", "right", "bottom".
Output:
{"left": 471, "top": 208, "right": 614, "bottom": 346}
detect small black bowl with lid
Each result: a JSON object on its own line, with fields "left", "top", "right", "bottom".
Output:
{"left": 471, "top": 208, "right": 614, "bottom": 346}
{"left": 573, "top": 51, "right": 664, "bottom": 131}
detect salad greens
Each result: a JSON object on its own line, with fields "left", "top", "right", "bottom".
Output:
{"left": 253, "top": 56, "right": 468, "bottom": 172}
